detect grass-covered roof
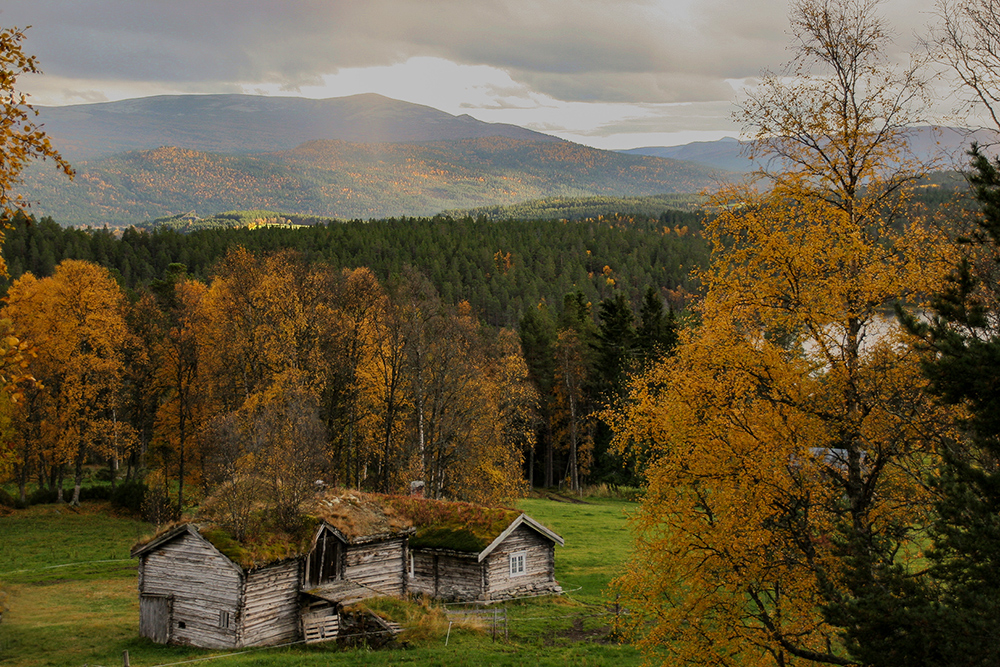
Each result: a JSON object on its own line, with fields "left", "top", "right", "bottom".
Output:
{"left": 302, "top": 490, "right": 411, "bottom": 541}
{"left": 380, "top": 495, "right": 521, "bottom": 553}
{"left": 134, "top": 490, "right": 523, "bottom": 568}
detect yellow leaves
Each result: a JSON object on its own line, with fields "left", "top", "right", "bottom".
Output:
{"left": 0, "top": 261, "right": 133, "bottom": 489}
{"left": 0, "top": 27, "right": 74, "bottom": 236}
{"left": 611, "top": 1, "right": 955, "bottom": 652}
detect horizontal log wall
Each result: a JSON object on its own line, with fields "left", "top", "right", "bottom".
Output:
{"left": 241, "top": 560, "right": 302, "bottom": 647}
{"left": 344, "top": 537, "right": 406, "bottom": 596}
{"left": 140, "top": 532, "right": 242, "bottom": 649}
{"left": 408, "top": 551, "right": 437, "bottom": 597}
{"left": 408, "top": 550, "right": 484, "bottom": 601}
{"left": 484, "top": 525, "right": 556, "bottom": 598}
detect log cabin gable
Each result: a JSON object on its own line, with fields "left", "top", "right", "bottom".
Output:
{"left": 303, "top": 522, "right": 348, "bottom": 588}
{"left": 132, "top": 524, "right": 245, "bottom": 578}
{"left": 476, "top": 514, "right": 564, "bottom": 563}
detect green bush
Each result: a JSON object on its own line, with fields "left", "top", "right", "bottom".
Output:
{"left": 27, "top": 486, "right": 60, "bottom": 505}
{"left": 110, "top": 479, "right": 147, "bottom": 515}
{"left": 25, "top": 484, "right": 114, "bottom": 505}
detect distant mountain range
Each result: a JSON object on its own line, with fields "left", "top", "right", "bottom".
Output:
{"left": 34, "top": 93, "right": 560, "bottom": 161}
{"left": 23, "top": 94, "right": 731, "bottom": 225}
{"left": 622, "top": 126, "right": 1000, "bottom": 172}
{"left": 21, "top": 93, "right": 996, "bottom": 226}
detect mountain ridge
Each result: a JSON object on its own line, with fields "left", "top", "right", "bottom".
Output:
{"left": 22, "top": 136, "right": 730, "bottom": 226}
{"left": 36, "top": 93, "right": 562, "bottom": 160}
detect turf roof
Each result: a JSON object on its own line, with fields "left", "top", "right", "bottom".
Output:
{"left": 379, "top": 495, "right": 521, "bottom": 553}
{"left": 136, "top": 490, "right": 523, "bottom": 567}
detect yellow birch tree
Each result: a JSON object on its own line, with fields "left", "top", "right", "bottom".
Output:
{"left": 611, "top": 0, "right": 957, "bottom": 664}
{"left": 2, "top": 261, "right": 133, "bottom": 505}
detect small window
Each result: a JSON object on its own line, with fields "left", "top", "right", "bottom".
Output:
{"left": 219, "top": 610, "right": 231, "bottom": 629}
{"left": 409, "top": 553, "right": 415, "bottom": 578}
{"left": 509, "top": 551, "right": 526, "bottom": 576}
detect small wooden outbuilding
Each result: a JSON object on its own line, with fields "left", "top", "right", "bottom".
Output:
{"left": 384, "top": 496, "right": 565, "bottom": 602}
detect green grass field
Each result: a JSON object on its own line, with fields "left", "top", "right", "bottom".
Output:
{"left": 0, "top": 496, "right": 641, "bottom": 667}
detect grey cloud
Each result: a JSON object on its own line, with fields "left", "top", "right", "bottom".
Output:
{"left": 512, "top": 71, "right": 737, "bottom": 104}
{"left": 1, "top": 0, "right": 933, "bottom": 104}
{"left": 579, "top": 101, "right": 741, "bottom": 137}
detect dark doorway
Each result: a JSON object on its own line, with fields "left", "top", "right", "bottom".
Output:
{"left": 306, "top": 528, "right": 342, "bottom": 587}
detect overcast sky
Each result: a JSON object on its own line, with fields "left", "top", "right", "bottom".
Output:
{"left": 2, "top": 0, "right": 947, "bottom": 149}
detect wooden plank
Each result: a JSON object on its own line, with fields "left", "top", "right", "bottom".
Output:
{"left": 302, "top": 606, "right": 339, "bottom": 644}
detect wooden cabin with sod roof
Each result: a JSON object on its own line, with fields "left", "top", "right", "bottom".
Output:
{"left": 131, "top": 492, "right": 412, "bottom": 648}
{"left": 383, "top": 496, "right": 564, "bottom": 602}
{"left": 131, "top": 491, "right": 564, "bottom": 647}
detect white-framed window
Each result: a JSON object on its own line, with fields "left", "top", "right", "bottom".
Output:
{"left": 219, "top": 610, "right": 231, "bottom": 629}
{"left": 509, "top": 551, "right": 526, "bottom": 577}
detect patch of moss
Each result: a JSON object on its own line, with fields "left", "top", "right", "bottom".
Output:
{"left": 199, "top": 527, "right": 249, "bottom": 566}
{"left": 381, "top": 495, "right": 521, "bottom": 553}
{"left": 408, "top": 526, "right": 489, "bottom": 552}
{"left": 198, "top": 515, "right": 318, "bottom": 569}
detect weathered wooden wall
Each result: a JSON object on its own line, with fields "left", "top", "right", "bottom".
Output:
{"left": 484, "top": 525, "right": 558, "bottom": 599}
{"left": 408, "top": 550, "right": 484, "bottom": 601}
{"left": 241, "top": 559, "right": 301, "bottom": 646}
{"left": 344, "top": 536, "right": 407, "bottom": 596}
{"left": 138, "top": 532, "right": 242, "bottom": 649}
{"left": 408, "top": 551, "right": 437, "bottom": 598}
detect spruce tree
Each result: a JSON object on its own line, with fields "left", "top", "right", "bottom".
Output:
{"left": 905, "top": 145, "right": 1000, "bottom": 666}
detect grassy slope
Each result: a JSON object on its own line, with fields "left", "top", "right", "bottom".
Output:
{"left": 0, "top": 498, "right": 641, "bottom": 667}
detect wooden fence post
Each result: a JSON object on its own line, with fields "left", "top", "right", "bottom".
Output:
{"left": 122, "top": 650, "right": 130, "bottom": 667}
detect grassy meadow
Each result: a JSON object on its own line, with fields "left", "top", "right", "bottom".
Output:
{"left": 0, "top": 495, "right": 642, "bottom": 667}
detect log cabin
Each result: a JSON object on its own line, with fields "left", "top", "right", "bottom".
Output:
{"left": 383, "top": 496, "right": 565, "bottom": 602}
{"left": 131, "top": 490, "right": 563, "bottom": 647}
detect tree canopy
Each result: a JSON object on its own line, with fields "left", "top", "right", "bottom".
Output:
{"left": 610, "top": 0, "right": 956, "bottom": 664}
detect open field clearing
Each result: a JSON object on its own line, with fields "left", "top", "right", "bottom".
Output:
{"left": 0, "top": 497, "right": 641, "bottom": 667}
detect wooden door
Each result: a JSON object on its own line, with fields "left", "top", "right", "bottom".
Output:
{"left": 302, "top": 603, "right": 339, "bottom": 643}
{"left": 139, "top": 594, "right": 172, "bottom": 644}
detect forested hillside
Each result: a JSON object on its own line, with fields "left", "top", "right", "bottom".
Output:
{"left": 34, "top": 93, "right": 560, "bottom": 160}
{"left": 20, "top": 137, "right": 728, "bottom": 226}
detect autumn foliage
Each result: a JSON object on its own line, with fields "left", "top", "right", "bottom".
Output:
{"left": 0, "top": 248, "right": 537, "bottom": 520}
{"left": 609, "top": 0, "right": 961, "bottom": 665}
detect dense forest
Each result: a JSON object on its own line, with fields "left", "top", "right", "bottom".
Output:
{"left": 0, "top": 209, "right": 707, "bottom": 328}
{"left": 0, "top": 208, "right": 702, "bottom": 517}
{"left": 20, "top": 137, "right": 726, "bottom": 226}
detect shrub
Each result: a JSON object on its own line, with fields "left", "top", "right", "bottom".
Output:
{"left": 27, "top": 486, "right": 60, "bottom": 505}
{"left": 80, "top": 484, "right": 112, "bottom": 501}
{"left": 111, "top": 479, "right": 147, "bottom": 515}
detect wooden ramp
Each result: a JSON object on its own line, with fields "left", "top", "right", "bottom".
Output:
{"left": 301, "top": 580, "right": 403, "bottom": 645}
{"left": 303, "top": 580, "right": 382, "bottom": 606}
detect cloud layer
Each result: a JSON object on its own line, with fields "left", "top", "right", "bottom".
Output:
{"left": 1, "top": 0, "right": 940, "bottom": 147}
{"left": 4, "top": 0, "right": 810, "bottom": 102}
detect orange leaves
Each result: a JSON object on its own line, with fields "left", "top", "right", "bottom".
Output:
{"left": 610, "top": 0, "right": 954, "bottom": 658}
